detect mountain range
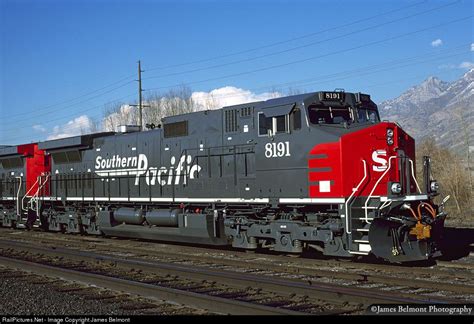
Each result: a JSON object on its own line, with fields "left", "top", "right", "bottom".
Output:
{"left": 379, "top": 69, "right": 473, "bottom": 156}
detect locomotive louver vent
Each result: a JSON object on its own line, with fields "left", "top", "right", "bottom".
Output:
{"left": 225, "top": 109, "right": 239, "bottom": 133}
{"left": 52, "top": 151, "right": 82, "bottom": 164}
{"left": 0, "top": 157, "right": 23, "bottom": 169}
{"left": 240, "top": 106, "right": 252, "bottom": 117}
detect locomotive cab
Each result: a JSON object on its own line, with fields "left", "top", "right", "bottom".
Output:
{"left": 249, "top": 91, "right": 446, "bottom": 262}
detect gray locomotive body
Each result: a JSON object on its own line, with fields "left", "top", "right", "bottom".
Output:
{"left": 1, "top": 91, "right": 446, "bottom": 262}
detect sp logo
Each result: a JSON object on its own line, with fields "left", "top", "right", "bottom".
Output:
{"left": 372, "top": 150, "right": 388, "bottom": 172}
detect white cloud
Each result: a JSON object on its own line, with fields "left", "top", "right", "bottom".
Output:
{"left": 439, "top": 61, "right": 474, "bottom": 70}
{"left": 471, "top": 43, "right": 474, "bottom": 51}
{"left": 102, "top": 104, "right": 137, "bottom": 132}
{"left": 32, "top": 124, "right": 46, "bottom": 132}
{"left": 431, "top": 39, "right": 443, "bottom": 47}
{"left": 100, "top": 86, "right": 283, "bottom": 131}
{"left": 191, "top": 86, "right": 281, "bottom": 110}
{"left": 438, "top": 63, "right": 456, "bottom": 70}
{"left": 459, "top": 61, "right": 474, "bottom": 70}
{"left": 47, "top": 115, "right": 95, "bottom": 140}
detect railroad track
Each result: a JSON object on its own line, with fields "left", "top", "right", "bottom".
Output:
{"left": 0, "top": 265, "right": 207, "bottom": 315}
{"left": 0, "top": 256, "right": 309, "bottom": 315}
{"left": 4, "top": 227, "right": 473, "bottom": 272}
{"left": 1, "top": 228, "right": 473, "bottom": 297}
{"left": 0, "top": 238, "right": 468, "bottom": 312}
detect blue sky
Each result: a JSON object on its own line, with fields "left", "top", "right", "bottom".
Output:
{"left": 0, "top": 0, "right": 473, "bottom": 144}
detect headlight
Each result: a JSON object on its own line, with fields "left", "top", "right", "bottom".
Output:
{"left": 386, "top": 128, "right": 394, "bottom": 145}
{"left": 391, "top": 182, "right": 402, "bottom": 194}
{"left": 430, "top": 181, "right": 439, "bottom": 192}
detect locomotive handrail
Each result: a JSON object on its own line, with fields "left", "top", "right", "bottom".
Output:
{"left": 409, "top": 159, "right": 422, "bottom": 194}
{"left": 21, "top": 177, "right": 40, "bottom": 212}
{"left": 15, "top": 176, "right": 22, "bottom": 217}
{"left": 344, "top": 159, "right": 368, "bottom": 235}
{"left": 30, "top": 173, "right": 50, "bottom": 216}
{"left": 364, "top": 156, "right": 397, "bottom": 223}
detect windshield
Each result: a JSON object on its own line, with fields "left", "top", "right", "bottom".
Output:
{"left": 308, "top": 104, "right": 353, "bottom": 125}
{"left": 357, "top": 106, "right": 380, "bottom": 123}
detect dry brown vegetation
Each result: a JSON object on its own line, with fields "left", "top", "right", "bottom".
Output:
{"left": 416, "top": 138, "right": 473, "bottom": 224}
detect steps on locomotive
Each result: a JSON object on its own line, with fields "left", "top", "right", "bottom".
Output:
{"left": 347, "top": 197, "right": 380, "bottom": 255}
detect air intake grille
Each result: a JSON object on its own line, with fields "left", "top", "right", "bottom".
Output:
{"left": 225, "top": 109, "right": 238, "bottom": 133}
{"left": 164, "top": 121, "right": 188, "bottom": 138}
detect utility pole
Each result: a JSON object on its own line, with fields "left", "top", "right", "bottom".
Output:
{"left": 130, "top": 60, "right": 149, "bottom": 131}
{"left": 138, "top": 60, "right": 143, "bottom": 131}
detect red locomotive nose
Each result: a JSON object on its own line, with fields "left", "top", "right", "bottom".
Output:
{"left": 309, "top": 122, "right": 417, "bottom": 199}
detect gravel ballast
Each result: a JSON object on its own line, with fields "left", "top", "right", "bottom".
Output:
{"left": 0, "top": 266, "right": 206, "bottom": 315}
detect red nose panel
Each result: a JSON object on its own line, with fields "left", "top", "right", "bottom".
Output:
{"left": 308, "top": 122, "right": 415, "bottom": 199}
{"left": 308, "top": 142, "right": 343, "bottom": 198}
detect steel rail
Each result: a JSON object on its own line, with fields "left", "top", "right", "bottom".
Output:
{"left": 1, "top": 233, "right": 472, "bottom": 295}
{"left": 0, "top": 256, "right": 308, "bottom": 316}
{"left": 1, "top": 230, "right": 472, "bottom": 285}
{"left": 2, "top": 228, "right": 472, "bottom": 275}
{"left": 0, "top": 239, "right": 462, "bottom": 305}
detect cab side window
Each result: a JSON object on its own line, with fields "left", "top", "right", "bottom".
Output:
{"left": 258, "top": 113, "right": 270, "bottom": 136}
{"left": 258, "top": 108, "right": 301, "bottom": 136}
{"left": 291, "top": 108, "right": 301, "bottom": 131}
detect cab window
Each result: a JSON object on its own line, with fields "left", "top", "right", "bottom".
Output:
{"left": 291, "top": 108, "right": 301, "bottom": 130}
{"left": 357, "top": 108, "right": 369, "bottom": 122}
{"left": 258, "top": 112, "right": 289, "bottom": 136}
{"left": 357, "top": 108, "right": 379, "bottom": 123}
{"left": 308, "top": 104, "right": 353, "bottom": 125}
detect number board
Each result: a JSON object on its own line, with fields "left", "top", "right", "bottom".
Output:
{"left": 320, "top": 92, "right": 345, "bottom": 101}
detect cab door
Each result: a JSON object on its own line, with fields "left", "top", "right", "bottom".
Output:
{"left": 255, "top": 104, "right": 306, "bottom": 199}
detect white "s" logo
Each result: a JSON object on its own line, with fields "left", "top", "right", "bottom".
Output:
{"left": 372, "top": 150, "right": 388, "bottom": 172}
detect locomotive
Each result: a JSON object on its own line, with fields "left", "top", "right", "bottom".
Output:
{"left": 0, "top": 91, "right": 448, "bottom": 263}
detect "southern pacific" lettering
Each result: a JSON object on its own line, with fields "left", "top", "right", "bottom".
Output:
{"left": 94, "top": 154, "right": 201, "bottom": 186}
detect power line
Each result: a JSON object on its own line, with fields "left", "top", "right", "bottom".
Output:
{"left": 0, "top": 93, "right": 136, "bottom": 136}
{"left": 2, "top": 80, "right": 135, "bottom": 123}
{"left": 241, "top": 45, "right": 470, "bottom": 93}
{"left": 1, "top": 2, "right": 431, "bottom": 123}
{"left": 4, "top": 74, "right": 136, "bottom": 119}
{"left": 144, "top": 0, "right": 459, "bottom": 81}
{"left": 144, "top": 16, "right": 472, "bottom": 93}
{"left": 0, "top": 1, "right": 456, "bottom": 125}
{"left": 169, "top": 48, "right": 469, "bottom": 104}
{"left": 2, "top": 54, "right": 461, "bottom": 145}
{"left": 6, "top": 46, "right": 467, "bottom": 140}
{"left": 1, "top": 43, "right": 469, "bottom": 141}
{"left": 145, "top": 1, "right": 428, "bottom": 72}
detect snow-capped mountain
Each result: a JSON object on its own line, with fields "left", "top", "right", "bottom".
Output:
{"left": 381, "top": 76, "right": 450, "bottom": 114}
{"left": 379, "top": 69, "right": 473, "bottom": 155}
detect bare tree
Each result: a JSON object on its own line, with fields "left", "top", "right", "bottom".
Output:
{"left": 417, "top": 138, "right": 472, "bottom": 221}
{"left": 285, "top": 87, "right": 303, "bottom": 96}
{"left": 142, "top": 85, "right": 196, "bottom": 128}
{"left": 103, "top": 102, "right": 137, "bottom": 131}
{"left": 453, "top": 109, "right": 473, "bottom": 195}
{"left": 88, "top": 116, "right": 100, "bottom": 133}
{"left": 199, "top": 91, "right": 221, "bottom": 110}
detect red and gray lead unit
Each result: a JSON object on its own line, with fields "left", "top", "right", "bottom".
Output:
{"left": 0, "top": 90, "right": 447, "bottom": 263}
